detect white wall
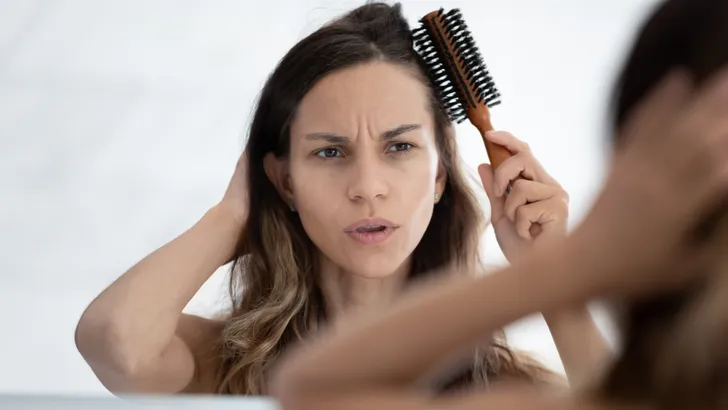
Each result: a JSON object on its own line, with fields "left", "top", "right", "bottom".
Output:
{"left": 1, "top": 0, "right": 660, "bottom": 397}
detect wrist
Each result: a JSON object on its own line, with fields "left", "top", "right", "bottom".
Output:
{"left": 211, "top": 201, "right": 247, "bottom": 231}
{"left": 542, "top": 304, "right": 592, "bottom": 326}
{"left": 562, "top": 229, "right": 622, "bottom": 301}
{"left": 518, "top": 238, "right": 604, "bottom": 311}
{"left": 202, "top": 205, "right": 246, "bottom": 263}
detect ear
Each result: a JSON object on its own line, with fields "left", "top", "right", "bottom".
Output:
{"left": 263, "top": 152, "right": 295, "bottom": 208}
{"left": 435, "top": 160, "right": 447, "bottom": 201}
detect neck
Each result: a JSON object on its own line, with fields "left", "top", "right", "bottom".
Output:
{"left": 317, "top": 255, "right": 410, "bottom": 329}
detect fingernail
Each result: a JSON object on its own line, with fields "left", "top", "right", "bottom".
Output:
{"left": 706, "top": 67, "right": 728, "bottom": 96}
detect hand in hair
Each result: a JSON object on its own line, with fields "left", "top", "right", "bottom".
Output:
{"left": 74, "top": 149, "right": 251, "bottom": 394}
{"left": 218, "top": 149, "right": 250, "bottom": 230}
{"left": 573, "top": 68, "right": 728, "bottom": 298}
{"left": 477, "top": 130, "right": 569, "bottom": 262}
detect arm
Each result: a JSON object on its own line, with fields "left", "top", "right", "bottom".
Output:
{"left": 274, "top": 387, "right": 593, "bottom": 410}
{"left": 544, "top": 307, "right": 612, "bottom": 387}
{"left": 74, "top": 205, "right": 240, "bottom": 394}
{"left": 475, "top": 132, "right": 610, "bottom": 386}
{"left": 271, "top": 239, "right": 603, "bottom": 409}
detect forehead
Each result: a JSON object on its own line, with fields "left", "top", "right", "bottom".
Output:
{"left": 294, "top": 61, "right": 432, "bottom": 130}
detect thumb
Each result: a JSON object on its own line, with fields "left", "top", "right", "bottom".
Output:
{"left": 478, "top": 163, "right": 505, "bottom": 220}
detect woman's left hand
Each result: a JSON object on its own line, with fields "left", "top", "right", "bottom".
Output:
{"left": 478, "top": 131, "right": 570, "bottom": 262}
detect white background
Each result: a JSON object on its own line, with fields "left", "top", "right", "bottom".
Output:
{"left": 1, "top": 0, "right": 660, "bottom": 397}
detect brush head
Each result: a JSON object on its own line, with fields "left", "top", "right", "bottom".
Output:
{"left": 412, "top": 8, "right": 501, "bottom": 124}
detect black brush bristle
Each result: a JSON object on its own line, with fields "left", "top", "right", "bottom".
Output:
{"left": 412, "top": 8, "right": 501, "bottom": 124}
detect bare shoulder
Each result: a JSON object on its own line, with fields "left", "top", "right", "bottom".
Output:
{"left": 177, "top": 313, "right": 226, "bottom": 393}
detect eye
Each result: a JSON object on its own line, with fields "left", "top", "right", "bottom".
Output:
{"left": 388, "top": 142, "right": 414, "bottom": 153}
{"left": 315, "top": 148, "right": 344, "bottom": 158}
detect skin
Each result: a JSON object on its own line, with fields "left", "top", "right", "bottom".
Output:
{"left": 270, "top": 68, "right": 728, "bottom": 410}
{"left": 74, "top": 60, "right": 608, "bottom": 395}
{"left": 264, "top": 61, "right": 446, "bottom": 320}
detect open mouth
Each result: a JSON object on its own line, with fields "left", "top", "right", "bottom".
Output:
{"left": 344, "top": 218, "right": 398, "bottom": 245}
{"left": 355, "top": 225, "right": 387, "bottom": 233}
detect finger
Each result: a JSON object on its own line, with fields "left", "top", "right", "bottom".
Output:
{"left": 679, "top": 67, "right": 728, "bottom": 133}
{"left": 679, "top": 68, "right": 728, "bottom": 155}
{"left": 514, "top": 201, "right": 563, "bottom": 240}
{"left": 504, "top": 179, "right": 562, "bottom": 223}
{"left": 492, "top": 154, "right": 529, "bottom": 197}
{"left": 478, "top": 163, "right": 505, "bottom": 221}
{"left": 492, "top": 153, "right": 548, "bottom": 196}
{"left": 515, "top": 204, "right": 539, "bottom": 241}
{"left": 619, "top": 69, "right": 693, "bottom": 150}
{"left": 670, "top": 68, "right": 728, "bottom": 201}
{"left": 484, "top": 131, "right": 530, "bottom": 155}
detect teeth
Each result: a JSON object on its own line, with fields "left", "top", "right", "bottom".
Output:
{"left": 356, "top": 225, "right": 385, "bottom": 233}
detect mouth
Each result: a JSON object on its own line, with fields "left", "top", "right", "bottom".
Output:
{"left": 344, "top": 218, "right": 399, "bottom": 245}
{"left": 354, "top": 225, "right": 388, "bottom": 233}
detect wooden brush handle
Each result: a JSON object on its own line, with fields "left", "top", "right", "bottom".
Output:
{"left": 468, "top": 105, "right": 518, "bottom": 174}
{"left": 484, "top": 133, "right": 515, "bottom": 171}
{"left": 469, "top": 106, "right": 543, "bottom": 237}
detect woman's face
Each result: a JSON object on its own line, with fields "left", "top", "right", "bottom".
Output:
{"left": 281, "top": 61, "right": 446, "bottom": 278}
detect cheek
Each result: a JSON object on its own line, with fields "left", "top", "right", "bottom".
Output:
{"left": 288, "top": 160, "right": 345, "bottom": 237}
{"left": 289, "top": 155, "right": 335, "bottom": 198}
{"left": 402, "top": 148, "right": 440, "bottom": 202}
{"left": 395, "top": 153, "right": 440, "bottom": 235}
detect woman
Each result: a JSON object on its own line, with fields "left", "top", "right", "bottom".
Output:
{"left": 271, "top": 0, "right": 728, "bottom": 409}
{"left": 74, "top": 2, "right": 606, "bottom": 396}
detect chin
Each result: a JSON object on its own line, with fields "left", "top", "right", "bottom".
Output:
{"left": 343, "top": 256, "right": 410, "bottom": 279}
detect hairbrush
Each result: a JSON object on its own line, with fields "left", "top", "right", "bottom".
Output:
{"left": 413, "top": 8, "right": 542, "bottom": 236}
{"left": 412, "top": 8, "right": 513, "bottom": 172}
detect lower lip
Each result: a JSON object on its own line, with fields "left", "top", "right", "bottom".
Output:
{"left": 346, "top": 227, "right": 396, "bottom": 245}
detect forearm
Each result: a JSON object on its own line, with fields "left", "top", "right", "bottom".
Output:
{"left": 75, "top": 205, "right": 241, "bottom": 370}
{"left": 544, "top": 307, "right": 612, "bottom": 387}
{"left": 282, "top": 388, "right": 592, "bottom": 410}
{"left": 280, "top": 379, "right": 593, "bottom": 410}
{"left": 272, "top": 239, "right": 599, "bottom": 397}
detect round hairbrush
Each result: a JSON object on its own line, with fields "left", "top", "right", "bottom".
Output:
{"left": 413, "top": 8, "right": 512, "bottom": 171}
{"left": 414, "top": 8, "right": 542, "bottom": 236}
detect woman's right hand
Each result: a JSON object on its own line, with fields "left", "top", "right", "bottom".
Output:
{"left": 217, "top": 149, "right": 250, "bottom": 230}
{"left": 570, "top": 68, "right": 728, "bottom": 298}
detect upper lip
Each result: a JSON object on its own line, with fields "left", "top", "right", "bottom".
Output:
{"left": 344, "top": 218, "right": 398, "bottom": 233}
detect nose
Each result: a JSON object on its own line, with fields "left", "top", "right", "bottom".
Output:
{"left": 346, "top": 153, "right": 388, "bottom": 202}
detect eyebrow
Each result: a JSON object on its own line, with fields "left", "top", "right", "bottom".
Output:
{"left": 304, "top": 124, "right": 422, "bottom": 144}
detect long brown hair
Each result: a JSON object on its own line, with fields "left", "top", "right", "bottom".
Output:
{"left": 596, "top": 0, "right": 728, "bottom": 408}
{"left": 214, "top": 2, "right": 560, "bottom": 395}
